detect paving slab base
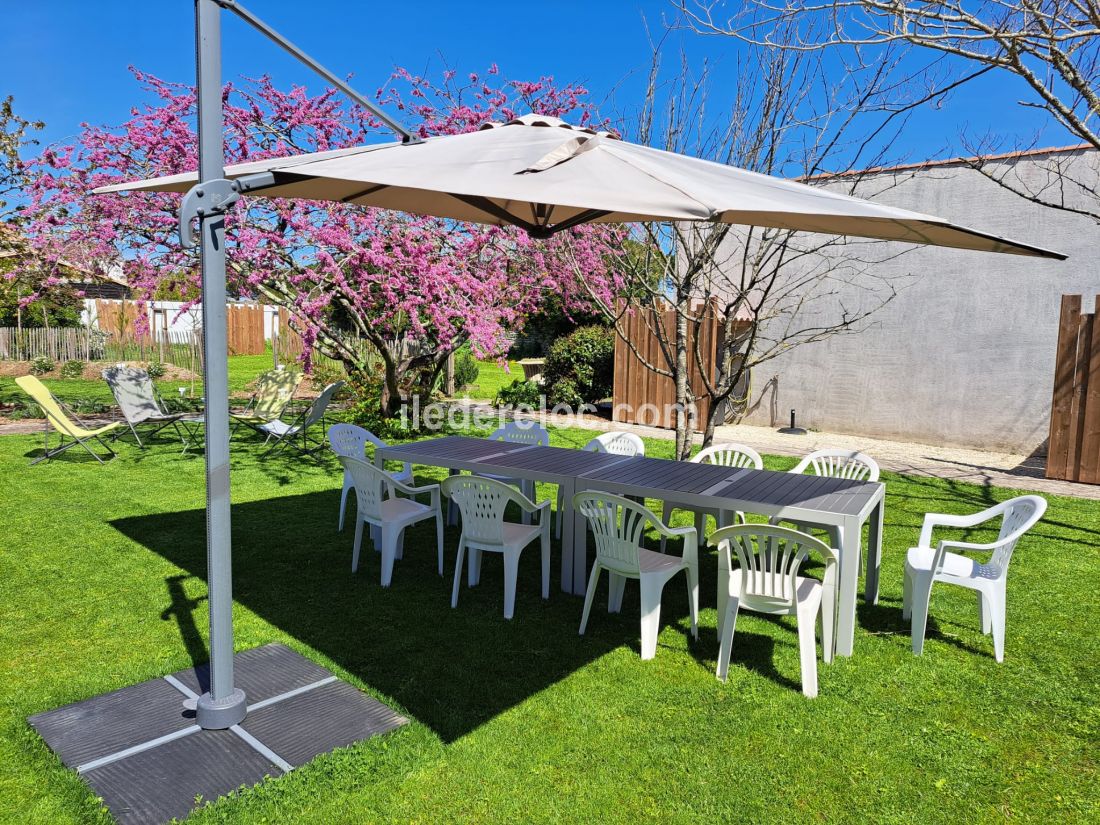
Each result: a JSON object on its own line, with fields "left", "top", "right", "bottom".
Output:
{"left": 28, "top": 644, "right": 406, "bottom": 825}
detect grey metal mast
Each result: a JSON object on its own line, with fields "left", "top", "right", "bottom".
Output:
{"left": 186, "top": 0, "right": 415, "bottom": 729}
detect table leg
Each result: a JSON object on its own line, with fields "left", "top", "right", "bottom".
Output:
{"left": 572, "top": 483, "right": 589, "bottom": 596}
{"left": 865, "top": 497, "right": 884, "bottom": 605}
{"left": 447, "top": 468, "right": 459, "bottom": 526}
{"left": 835, "top": 515, "right": 862, "bottom": 657}
{"left": 559, "top": 479, "right": 575, "bottom": 593}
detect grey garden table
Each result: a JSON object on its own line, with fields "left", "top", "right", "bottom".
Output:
{"left": 376, "top": 435, "right": 884, "bottom": 658}
{"left": 571, "top": 457, "right": 885, "bottom": 658}
{"left": 375, "top": 435, "right": 636, "bottom": 591}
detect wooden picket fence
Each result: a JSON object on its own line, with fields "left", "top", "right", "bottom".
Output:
{"left": 1046, "top": 294, "right": 1100, "bottom": 484}
{"left": 0, "top": 326, "right": 101, "bottom": 361}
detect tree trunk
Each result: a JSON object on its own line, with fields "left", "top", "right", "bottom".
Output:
{"left": 672, "top": 307, "right": 693, "bottom": 461}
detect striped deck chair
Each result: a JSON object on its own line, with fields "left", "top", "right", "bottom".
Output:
{"left": 230, "top": 366, "right": 303, "bottom": 436}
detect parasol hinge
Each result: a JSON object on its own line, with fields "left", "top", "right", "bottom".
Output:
{"left": 179, "top": 172, "right": 277, "bottom": 249}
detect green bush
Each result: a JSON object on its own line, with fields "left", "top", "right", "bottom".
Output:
{"left": 29, "top": 356, "right": 54, "bottom": 375}
{"left": 145, "top": 361, "right": 168, "bottom": 379}
{"left": 542, "top": 325, "right": 614, "bottom": 407}
{"left": 453, "top": 347, "right": 480, "bottom": 390}
{"left": 59, "top": 360, "right": 85, "bottom": 379}
{"left": 495, "top": 379, "right": 542, "bottom": 408}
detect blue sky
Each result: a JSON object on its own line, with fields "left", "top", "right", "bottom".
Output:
{"left": 3, "top": 0, "right": 1072, "bottom": 167}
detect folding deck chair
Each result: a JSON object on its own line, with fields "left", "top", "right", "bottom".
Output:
{"left": 256, "top": 380, "right": 344, "bottom": 458}
{"left": 102, "top": 364, "right": 191, "bottom": 449}
{"left": 15, "top": 375, "right": 122, "bottom": 465}
{"left": 231, "top": 366, "right": 303, "bottom": 437}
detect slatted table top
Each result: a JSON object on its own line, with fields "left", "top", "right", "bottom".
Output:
{"left": 578, "top": 456, "right": 882, "bottom": 519}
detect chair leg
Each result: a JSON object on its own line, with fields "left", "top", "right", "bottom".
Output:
{"left": 520, "top": 481, "right": 533, "bottom": 525}
{"left": 660, "top": 502, "right": 674, "bottom": 553}
{"left": 502, "top": 550, "right": 520, "bottom": 620}
{"left": 379, "top": 525, "right": 399, "bottom": 587}
{"left": 685, "top": 563, "right": 699, "bottom": 641}
{"left": 638, "top": 575, "right": 664, "bottom": 660}
{"left": 608, "top": 572, "right": 627, "bottom": 614}
{"left": 989, "top": 585, "right": 1006, "bottom": 663}
{"left": 902, "top": 568, "right": 913, "bottom": 620}
{"left": 820, "top": 583, "right": 836, "bottom": 665}
{"left": 468, "top": 548, "right": 483, "bottom": 587}
{"left": 451, "top": 538, "right": 466, "bottom": 609}
{"left": 352, "top": 518, "right": 364, "bottom": 573}
{"left": 909, "top": 574, "right": 934, "bottom": 656}
{"left": 540, "top": 524, "right": 551, "bottom": 599}
{"left": 435, "top": 510, "right": 444, "bottom": 576}
{"left": 715, "top": 597, "right": 740, "bottom": 681}
{"left": 978, "top": 590, "right": 991, "bottom": 635}
{"left": 555, "top": 488, "right": 564, "bottom": 540}
{"left": 338, "top": 484, "right": 350, "bottom": 531}
{"left": 129, "top": 422, "right": 145, "bottom": 449}
{"left": 694, "top": 511, "right": 706, "bottom": 548}
{"left": 796, "top": 604, "right": 820, "bottom": 698}
{"left": 394, "top": 528, "right": 405, "bottom": 561}
{"left": 579, "top": 564, "right": 602, "bottom": 635}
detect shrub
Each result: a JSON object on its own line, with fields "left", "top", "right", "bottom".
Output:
{"left": 495, "top": 379, "right": 542, "bottom": 408}
{"left": 29, "top": 356, "right": 54, "bottom": 375}
{"left": 542, "top": 325, "right": 614, "bottom": 408}
{"left": 452, "top": 347, "right": 480, "bottom": 391}
{"left": 145, "top": 361, "right": 167, "bottom": 379}
{"left": 59, "top": 360, "right": 85, "bottom": 379}
{"left": 309, "top": 360, "right": 346, "bottom": 391}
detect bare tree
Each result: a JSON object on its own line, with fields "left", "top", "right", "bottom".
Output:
{"left": 679, "top": 0, "right": 1100, "bottom": 221}
{"left": 572, "top": 25, "right": 922, "bottom": 459}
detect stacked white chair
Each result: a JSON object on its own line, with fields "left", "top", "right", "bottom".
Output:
{"left": 661, "top": 442, "right": 763, "bottom": 551}
{"left": 904, "top": 495, "right": 1046, "bottom": 662}
{"left": 328, "top": 423, "right": 413, "bottom": 531}
{"left": 575, "top": 492, "right": 698, "bottom": 660}
{"left": 711, "top": 524, "right": 837, "bottom": 698}
{"left": 556, "top": 431, "right": 645, "bottom": 538}
{"left": 443, "top": 475, "right": 552, "bottom": 620}
{"left": 338, "top": 455, "right": 443, "bottom": 588}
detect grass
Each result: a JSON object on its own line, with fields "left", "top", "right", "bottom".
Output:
{"left": 456, "top": 358, "right": 521, "bottom": 401}
{"left": 0, "top": 423, "right": 1097, "bottom": 824}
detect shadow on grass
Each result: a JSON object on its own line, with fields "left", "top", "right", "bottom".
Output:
{"left": 112, "top": 489, "right": 639, "bottom": 743}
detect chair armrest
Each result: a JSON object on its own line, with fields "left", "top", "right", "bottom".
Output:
{"left": 918, "top": 508, "right": 1003, "bottom": 548}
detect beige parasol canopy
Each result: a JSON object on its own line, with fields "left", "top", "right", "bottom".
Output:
{"left": 96, "top": 113, "right": 1065, "bottom": 259}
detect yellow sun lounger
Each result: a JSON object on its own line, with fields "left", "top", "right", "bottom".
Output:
{"left": 230, "top": 366, "right": 303, "bottom": 432}
{"left": 15, "top": 374, "right": 122, "bottom": 464}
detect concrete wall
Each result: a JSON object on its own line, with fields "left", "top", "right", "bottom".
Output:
{"left": 730, "top": 149, "right": 1100, "bottom": 453}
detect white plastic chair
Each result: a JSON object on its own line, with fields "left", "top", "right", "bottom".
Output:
{"left": 555, "top": 431, "right": 645, "bottom": 538}
{"left": 903, "top": 495, "right": 1046, "bottom": 663}
{"left": 327, "top": 423, "right": 413, "bottom": 531}
{"left": 575, "top": 492, "right": 698, "bottom": 660}
{"left": 711, "top": 524, "right": 837, "bottom": 698}
{"left": 479, "top": 421, "right": 550, "bottom": 524}
{"left": 661, "top": 442, "right": 763, "bottom": 550}
{"left": 338, "top": 455, "right": 443, "bottom": 588}
{"left": 772, "top": 448, "right": 881, "bottom": 598}
{"left": 443, "top": 475, "right": 551, "bottom": 620}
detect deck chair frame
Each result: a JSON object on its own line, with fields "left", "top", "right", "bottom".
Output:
{"left": 16, "top": 375, "right": 120, "bottom": 465}
{"left": 259, "top": 380, "right": 345, "bottom": 459}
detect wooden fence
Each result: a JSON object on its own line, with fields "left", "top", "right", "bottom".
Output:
{"left": 612, "top": 302, "right": 750, "bottom": 430}
{"left": 0, "top": 326, "right": 100, "bottom": 361}
{"left": 1046, "top": 294, "right": 1100, "bottom": 484}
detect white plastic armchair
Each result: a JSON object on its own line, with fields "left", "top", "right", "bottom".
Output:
{"left": 479, "top": 421, "right": 550, "bottom": 524}
{"left": 903, "top": 495, "right": 1047, "bottom": 662}
{"left": 338, "top": 455, "right": 443, "bottom": 588}
{"left": 328, "top": 423, "right": 414, "bottom": 531}
{"left": 710, "top": 524, "right": 837, "bottom": 697}
{"left": 555, "top": 431, "right": 645, "bottom": 538}
{"left": 575, "top": 492, "right": 699, "bottom": 660}
{"left": 662, "top": 442, "right": 763, "bottom": 550}
{"left": 443, "top": 475, "right": 552, "bottom": 620}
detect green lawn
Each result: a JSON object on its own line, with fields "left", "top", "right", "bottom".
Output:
{"left": 0, "top": 424, "right": 1096, "bottom": 823}
{"left": 457, "top": 358, "right": 521, "bottom": 401}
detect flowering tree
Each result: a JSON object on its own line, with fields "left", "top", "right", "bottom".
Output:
{"left": 21, "top": 67, "right": 623, "bottom": 415}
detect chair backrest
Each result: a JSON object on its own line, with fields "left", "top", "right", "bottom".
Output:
{"left": 691, "top": 442, "right": 762, "bottom": 469}
{"left": 989, "top": 495, "right": 1048, "bottom": 573}
{"left": 583, "top": 431, "right": 645, "bottom": 457}
{"left": 251, "top": 367, "right": 303, "bottom": 421}
{"left": 102, "top": 365, "right": 163, "bottom": 424}
{"left": 710, "top": 524, "right": 835, "bottom": 610}
{"left": 14, "top": 375, "right": 81, "bottom": 437}
{"left": 791, "top": 449, "right": 879, "bottom": 482}
{"left": 327, "top": 423, "right": 371, "bottom": 460}
{"left": 488, "top": 420, "right": 549, "bottom": 447}
{"left": 574, "top": 492, "right": 660, "bottom": 575}
{"left": 442, "top": 475, "right": 521, "bottom": 546}
{"left": 338, "top": 455, "right": 390, "bottom": 522}
{"left": 301, "top": 381, "right": 344, "bottom": 427}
